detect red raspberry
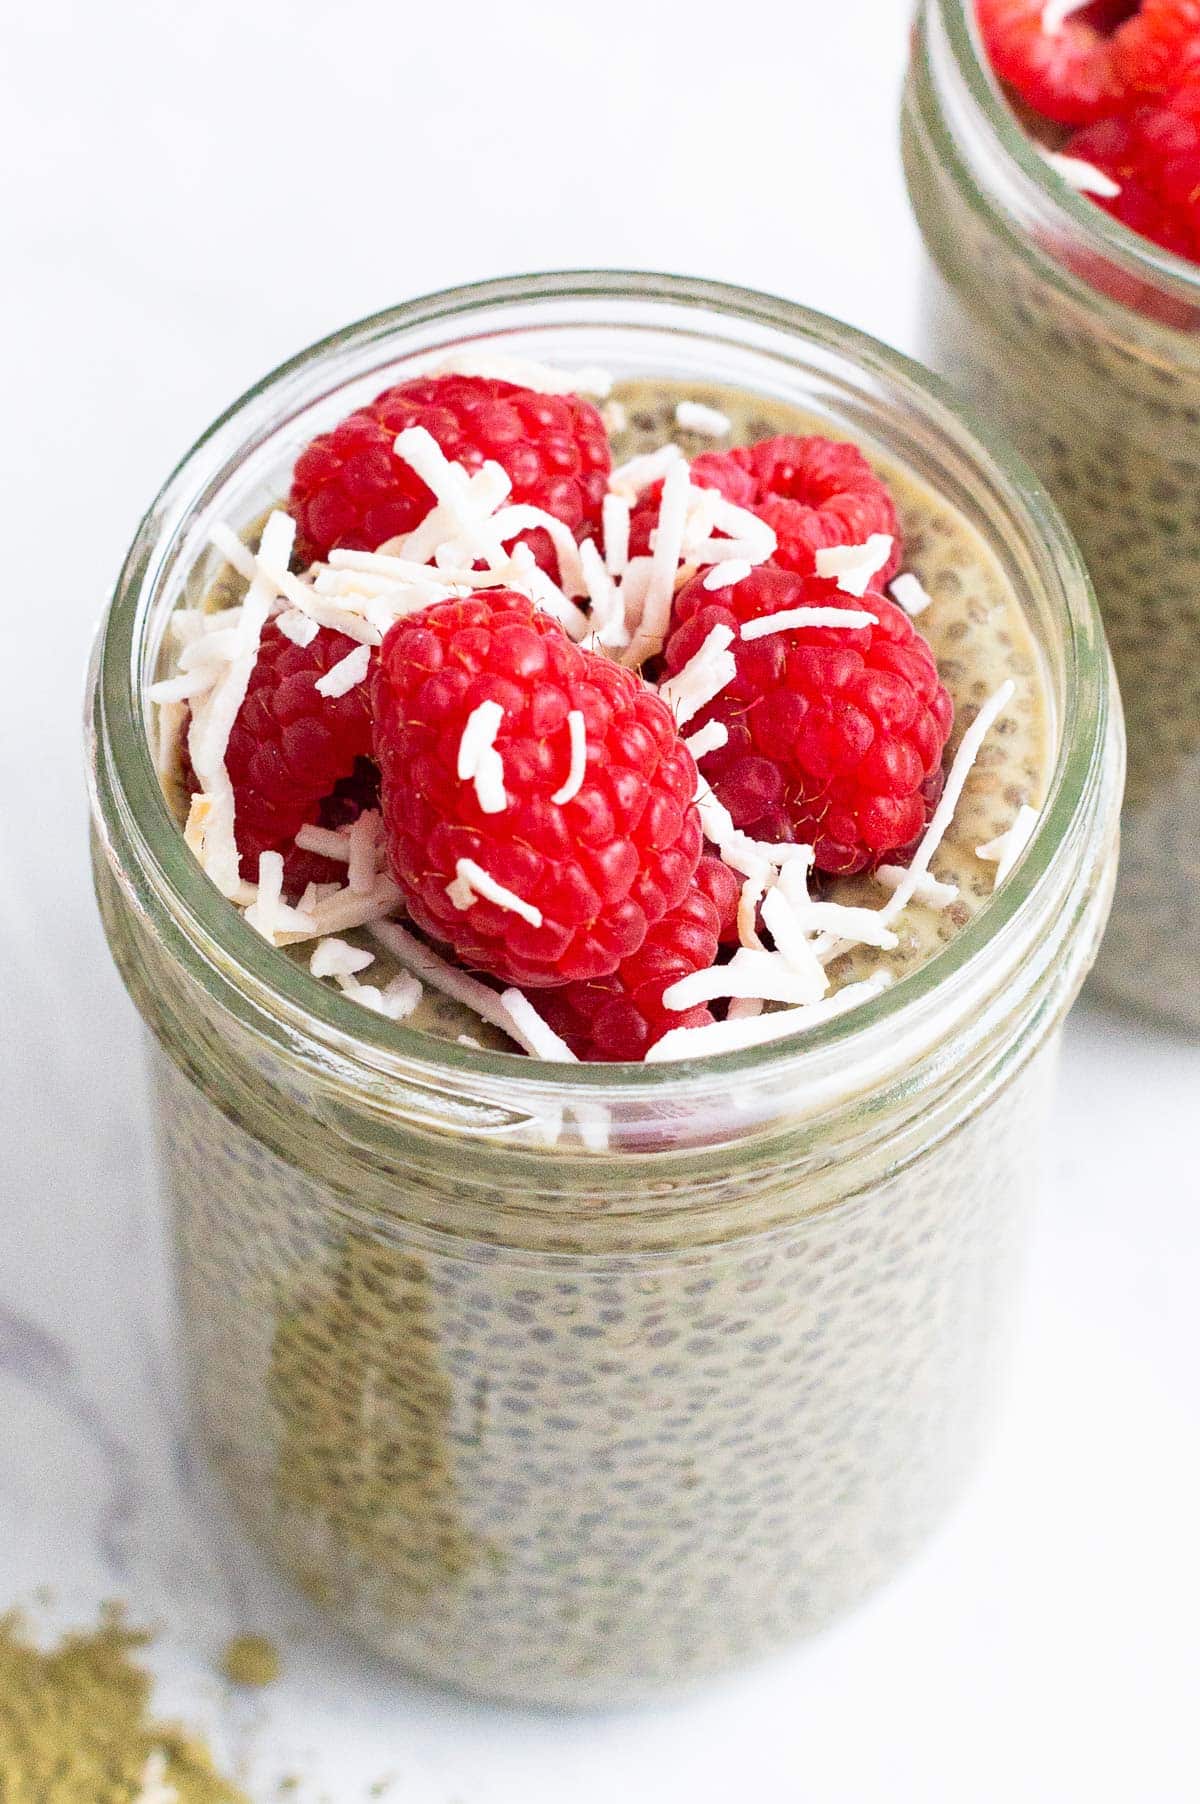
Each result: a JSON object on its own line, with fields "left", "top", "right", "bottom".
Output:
{"left": 977, "top": 0, "right": 1128, "bottom": 124}
{"left": 663, "top": 565, "right": 954, "bottom": 876}
{"left": 1115, "top": 1, "right": 1200, "bottom": 101}
{"left": 1065, "top": 104, "right": 1200, "bottom": 255}
{"left": 289, "top": 374, "right": 611, "bottom": 578}
{"left": 631, "top": 436, "right": 902, "bottom": 585}
{"left": 537, "top": 886, "right": 720, "bottom": 1061}
{"left": 222, "top": 620, "right": 376, "bottom": 885}
{"left": 372, "top": 590, "right": 703, "bottom": 988}
{"left": 695, "top": 849, "right": 742, "bottom": 945}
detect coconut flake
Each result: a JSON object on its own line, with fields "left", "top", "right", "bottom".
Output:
{"left": 276, "top": 607, "right": 321, "bottom": 646}
{"left": 609, "top": 442, "right": 686, "bottom": 499}
{"left": 646, "top": 970, "right": 894, "bottom": 1062}
{"left": 665, "top": 945, "right": 830, "bottom": 1011}
{"left": 447, "top": 857, "right": 543, "bottom": 928}
{"left": 309, "top": 937, "right": 375, "bottom": 979}
{"left": 602, "top": 492, "right": 631, "bottom": 577}
{"left": 457, "top": 700, "right": 508, "bottom": 815}
{"left": 675, "top": 399, "right": 732, "bottom": 438}
{"left": 875, "top": 863, "right": 959, "bottom": 909}
{"left": 347, "top": 809, "right": 383, "bottom": 894}
{"left": 814, "top": 535, "right": 894, "bottom": 597}
{"left": 889, "top": 572, "right": 934, "bottom": 618}
{"left": 621, "top": 459, "right": 692, "bottom": 667}
{"left": 499, "top": 989, "right": 579, "bottom": 1061}
{"left": 703, "top": 560, "right": 751, "bottom": 591}
{"left": 579, "top": 537, "right": 629, "bottom": 648}
{"left": 244, "top": 851, "right": 320, "bottom": 943}
{"left": 977, "top": 803, "right": 1040, "bottom": 888}
{"left": 657, "top": 623, "right": 737, "bottom": 727}
{"left": 294, "top": 823, "right": 353, "bottom": 862}
{"left": 551, "top": 711, "right": 588, "bottom": 806}
{"left": 740, "top": 606, "right": 875, "bottom": 641}
{"left": 186, "top": 510, "right": 295, "bottom": 895}
{"left": 882, "top": 680, "right": 1016, "bottom": 922}
{"left": 315, "top": 643, "right": 371, "bottom": 699}
{"left": 682, "top": 719, "right": 729, "bottom": 762}
{"left": 1041, "top": 149, "right": 1122, "bottom": 199}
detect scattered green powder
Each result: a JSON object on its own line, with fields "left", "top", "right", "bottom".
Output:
{"left": 0, "top": 1607, "right": 248, "bottom": 1803}
{"left": 219, "top": 1634, "right": 281, "bottom": 1690}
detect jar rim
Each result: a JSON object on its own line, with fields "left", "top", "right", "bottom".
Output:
{"left": 88, "top": 269, "right": 1113, "bottom": 1107}
{"left": 926, "top": 0, "right": 1200, "bottom": 311}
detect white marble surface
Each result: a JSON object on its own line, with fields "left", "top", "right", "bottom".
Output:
{"left": 3, "top": 2, "right": 1199, "bottom": 1798}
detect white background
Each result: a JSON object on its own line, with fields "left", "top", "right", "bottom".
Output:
{"left": 2, "top": 2, "right": 1199, "bottom": 1798}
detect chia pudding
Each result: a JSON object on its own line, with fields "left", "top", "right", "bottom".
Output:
{"left": 903, "top": 0, "right": 1200, "bottom": 1032}
{"left": 87, "top": 276, "right": 1121, "bottom": 1704}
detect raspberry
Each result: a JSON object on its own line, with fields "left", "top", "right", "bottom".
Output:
{"left": 1115, "top": 0, "right": 1200, "bottom": 101}
{"left": 289, "top": 373, "right": 612, "bottom": 577}
{"left": 977, "top": 0, "right": 1128, "bottom": 124}
{"left": 372, "top": 590, "right": 703, "bottom": 988}
{"left": 537, "top": 886, "right": 720, "bottom": 1061}
{"left": 630, "top": 435, "right": 901, "bottom": 582}
{"left": 695, "top": 849, "right": 742, "bottom": 945}
{"left": 663, "top": 565, "right": 954, "bottom": 876}
{"left": 222, "top": 621, "right": 376, "bottom": 884}
{"left": 1065, "top": 105, "right": 1200, "bottom": 255}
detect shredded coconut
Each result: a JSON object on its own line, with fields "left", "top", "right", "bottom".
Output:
{"left": 665, "top": 946, "right": 828, "bottom": 1011}
{"left": 244, "top": 851, "right": 319, "bottom": 943}
{"left": 682, "top": 719, "right": 729, "bottom": 762}
{"left": 703, "top": 559, "right": 751, "bottom": 591}
{"left": 657, "top": 623, "right": 737, "bottom": 727}
{"left": 579, "top": 538, "right": 629, "bottom": 647}
{"left": 888, "top": 573, "right": 934, "bottom": 618}
{"left": 675, "top": 399, "right": 731, "bottom": 438}
{"left": 622, "top": 459, "right": 692, "bottom": 667}
{"left": 457, "top": 700, "right": 508, "bottom": 815}
{"left": 447, "top": 857, "right": 543, "bottom": 927}
{"left": 186, "top": 510, "right": 295, "bottom": 895}
{"left": 276, "top": 607, "right": 320, "bottom": 646}
{"left": 315, "top": 642, "right": 371, "bottom": 699}
{"left": 309, "top": 937, "right": 375, "bottom": 979}
{"left": 875, "top": 863, "right": 959, "bottom": 910}
{"left": 646, "top": 970, "right": 894, "bottom": 1062}
{"left": 814, "top": 535, "right": 894, "bottom": 597}
{"left": 602, "top": 491, "right": 631, "bottom": 577}
{"left": 294, "top": 823, "right": 352, "bottom": 862}
{"left": 347, "top": 809, "right": 383, "bottom": 894}
{"left": 881, "top": 680, "right": 1016, "bottom": 922}
{"left": 498, "top": 989, "right": 579, "bottom": 1061}
{"left": 1041, "top": 149, "right": 1122, "bottom": 199}
{"left": 977, "top": 802, "right": 1040, "bottom": 888}
{"left": 551, "top": 710, "right": 588, "bottom": 805}
{"left": 740, "top": 605, "right": 875, "bottom": 641}
{"left": 608, "top": 443, "right": 685, "bottom": 499}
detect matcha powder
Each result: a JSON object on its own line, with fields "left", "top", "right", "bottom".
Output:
{"left": 0, "top": 1608, "right": 249, "bottom": 1804}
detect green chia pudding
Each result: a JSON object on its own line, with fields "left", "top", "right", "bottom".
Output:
{"left": 87, "top": 278, "right": 1121, "bottom": 1704}
{"left": 904, "top": 0, "right": 1200, "bottom": 1032}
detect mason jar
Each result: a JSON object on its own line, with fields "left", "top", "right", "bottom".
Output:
{"left": 86, "top": 272, "right": 1121, "bottom": 1706}
{"left": 903, "top": 0, "right": 1200, "bottom": 1034}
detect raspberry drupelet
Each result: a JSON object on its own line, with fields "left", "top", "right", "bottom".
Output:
{"left": 289, "top": 373, "right": 611, "bottom": 576}
{"left": 220, "top": 621, "right": 376, "bottom": 886}
{"left": 372, "top": 590, "right": 704, "bottom": 988}
{"left": 629, "top": 435, "right": 902, "bottom": 582}
{"left": 976, "top": 0, "right": 1128, "bottom": 125}
{"left": 538, "top": 886, "right": 721, "bottom": 1061}
{"left": 663, "top": 565, "right": 953, "bottom": 876}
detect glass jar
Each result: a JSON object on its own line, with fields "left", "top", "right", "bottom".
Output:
{"left": 86, "top": 272, "right": 1121, "bottom": 1706}
{"left": 903, "top": 0, "right": 1200, "bottom": 1034}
